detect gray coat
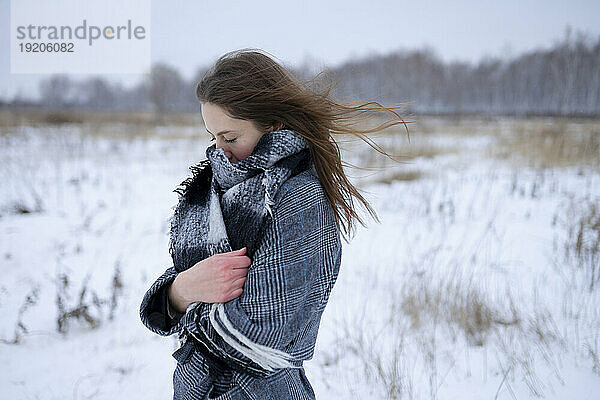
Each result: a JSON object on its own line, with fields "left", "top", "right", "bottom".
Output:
{"left": 140, "top": 167, "right": 342, "bottom": 399}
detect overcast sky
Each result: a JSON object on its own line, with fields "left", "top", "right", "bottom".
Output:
{"left": 2, "top": 0, "right": 599, "bottom": 101}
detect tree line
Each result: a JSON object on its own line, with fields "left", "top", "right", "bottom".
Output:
{"left": 5, "top": 28, "right": 599, "bottom": 117}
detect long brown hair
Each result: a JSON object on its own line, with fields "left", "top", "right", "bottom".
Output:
{"left": 196, "top": 48, "right": 413, "bottom": 242}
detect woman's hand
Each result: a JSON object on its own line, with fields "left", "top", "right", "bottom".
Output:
{"left": 167, "top": 247, "right": 250, "bottom": 313}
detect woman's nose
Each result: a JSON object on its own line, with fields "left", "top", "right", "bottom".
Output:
{"left": 215, "top": 140, "right": 233, "bottom": 160}
{"left": 216, "top": 143, "right": 232, "bottom": 158}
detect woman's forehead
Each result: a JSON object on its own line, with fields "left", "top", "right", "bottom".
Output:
{"left": 202, "top": 103, "right": 238, "bottom": 130}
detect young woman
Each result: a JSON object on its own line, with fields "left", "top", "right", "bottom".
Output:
{"left": 139, "top": 49, "right": 410, "bottom": 399}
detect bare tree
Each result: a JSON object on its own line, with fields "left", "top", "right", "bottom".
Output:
{"left": 77, "top": 77, "right": 115, "bottom": 111}
{"left": 147, "top": 62, "right": 187, "bottom": 120}
{"left": 39, "top": 75, "right": 72, "bottom": 109}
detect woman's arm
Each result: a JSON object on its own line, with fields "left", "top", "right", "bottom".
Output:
{"left": 166, "top": 283, "right": 184, "bottom": 320}
{"left": 168, "top": 248, "right": 250, "bottom": 313}
{"left": 139, "top": 266, "right": 189, "bottom": 336}
{"left": 139, "top": 249, "right": 250, "bottom": 336}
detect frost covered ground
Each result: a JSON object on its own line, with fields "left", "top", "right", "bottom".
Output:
{"left": 1, "top": 113, "right": 598, "bottom": 399}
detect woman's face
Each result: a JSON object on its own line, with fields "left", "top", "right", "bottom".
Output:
{"left": 201, "top": 102, "right": 268, "bottom": 164}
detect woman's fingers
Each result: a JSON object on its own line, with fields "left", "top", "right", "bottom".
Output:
{"left": 230, "top": 266, "right": 249, "bottom": 279}
{"left": 227, "top": 288, "right": 244, "bottom": 301}
{"left": 218, "top": 263, "right": 248, "bottom": 280}
{"left": 232, "top": 255, "right": 251, "bottom": 266}
{"left": 231, "top": 275, "right": 247, "bottom": 286}
{"left": 181, "top": 248, "right": 250, "bottom": 303}
{"left": 219, "top": 247, "right": 247, "bottom": 256}
{"left": 219, "top": 279, "right": 245, "bottom": 302}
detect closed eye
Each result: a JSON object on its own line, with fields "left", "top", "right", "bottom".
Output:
{"left": 210, "top": 137, "right": 236, "bottom": 143}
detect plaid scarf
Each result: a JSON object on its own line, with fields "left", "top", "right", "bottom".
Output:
{"left": 169, "top": 129, "right": 312, "bottom": 271}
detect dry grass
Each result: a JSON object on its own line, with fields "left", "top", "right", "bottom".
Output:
{"left": 0, "top": 110, "right": 208, "bottom": 143}
{"left": 584, "top": 337, "right": 600, "bottom": 375}
{"left": 409, "top": 115, "right": 503, "bottom": 137}
{"left": 554, "top": 196, "right": 600, "bottom": 292}
{"left": 0, "top": 287, "right": 39, "bottom": 345}
{"left": 400, "top": 278, "right": 520, "bottom": 348}
{"left": 51, "top": 260, "right": 125, "bottom": 336}
{"left": 487, "top": 118, "right": 600, "bottom": 169}
{"left": 342, "top": 115, "right": 600, "bottom": 186}
{"left": 322, "top": 261, "right": 568, "bottom": 399}
{"left": 321, "top": 302, "right": 415, "bottom": 400}
{"left": 373, "top": 170, "right": 425, "bottom": 185}
{"left": 0, "top": 109, "right": 201, "bottom": 126}
{"left": 551, "top": 195, "right": 600, "bottom": 377}
{"left": 420, "top": 116, "right": 600, "bottom": 170}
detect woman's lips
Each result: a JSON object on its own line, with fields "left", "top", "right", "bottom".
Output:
{"left": 224, "top": 151, "right": 235, "bottom": 162}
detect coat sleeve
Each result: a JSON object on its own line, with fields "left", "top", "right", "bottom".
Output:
{"left": 181, "top": 174, "right": 343, "bottom": 377}
{"left": 139, "top": 265, "right": 213, "bottom": 337}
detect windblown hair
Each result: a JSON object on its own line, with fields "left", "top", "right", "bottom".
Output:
{"left": 195, "top": 48, "right": 412, "bottom": 242}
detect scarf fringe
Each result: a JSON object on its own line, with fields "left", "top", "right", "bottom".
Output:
{"left": 173, "top": 159, "right": 212, "bottom": 201}
{"left": 208, "top": 303, "right": 300, "bottom": 371}
{"left": 264, "top": 191, "right": 275, "bottom": 218}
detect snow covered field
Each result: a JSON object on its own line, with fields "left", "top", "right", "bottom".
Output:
{"left": 1, "top": 113, "right": 598, "bottom": 399}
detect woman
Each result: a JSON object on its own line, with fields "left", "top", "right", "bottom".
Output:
{"left": 139, "top": 49, "right": 410, "bottom": 399}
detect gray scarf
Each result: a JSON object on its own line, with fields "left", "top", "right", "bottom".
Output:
{"left": 169, "top": 128, "right": 312, "bottom": 272}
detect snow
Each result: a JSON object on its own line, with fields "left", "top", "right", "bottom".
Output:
{"left": 1, "top": 118, "right": 599, "bottom": 399}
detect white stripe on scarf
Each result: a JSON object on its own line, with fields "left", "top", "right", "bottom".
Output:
{"left": 208, "top": 303, "right": 300, "bottom": 371}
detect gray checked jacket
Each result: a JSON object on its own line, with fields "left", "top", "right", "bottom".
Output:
{"left": 139, "top": 168, "right": 343, "bottom": 399}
